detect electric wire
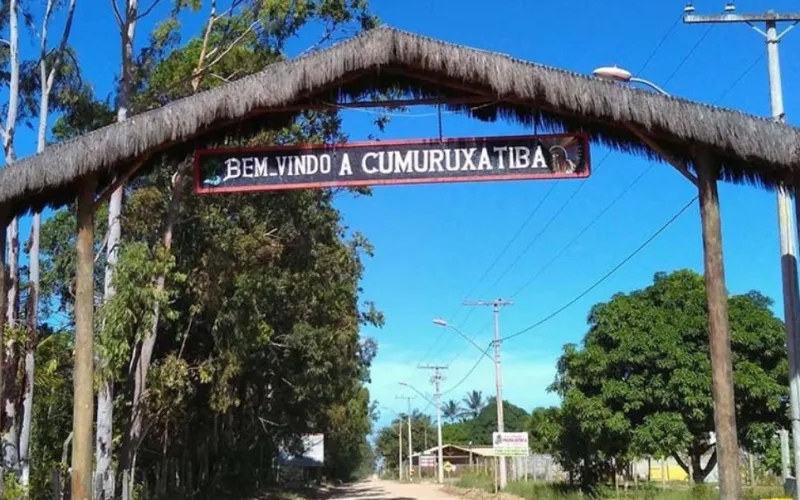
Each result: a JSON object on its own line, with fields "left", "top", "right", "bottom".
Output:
{"left": 434, "top": 27, "right": 761, "bottom": 398}
{"left": 663, "top": 26, "right": 714, "bottom": 86}
{"left": 511, "top": 163, "right": 655, "bottom": 298}
{"left": 637, "top": 13, "right": 683, "bottom": 75}
{"left": 416, "top": 182, "right": 560, "bottom": 367}
{"left": 487, "top": 27, "right": 716, "bottom": 293}
{"left": 440, "top": 342, "right": 493, "bottom": 397}
{"left": 413, "top": 16, "right": 695, "bottom": 368}
{"left": 507, "top": 51, "right": 763, "bottom": 302}
{"left": 500, "top": 195, "right": 697, "bottom": 343}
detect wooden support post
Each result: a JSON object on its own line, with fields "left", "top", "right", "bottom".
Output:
{"left": 695, "top": 148, "right": 741, "bottom": 500}
{"left": 71, "top": 175, "right": 96, "bottom": 500}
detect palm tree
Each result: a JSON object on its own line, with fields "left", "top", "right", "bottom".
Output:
{"left": 462, "top": 390, "right": 485, "bottom": 419}
{"left": 442, "top": 400, "right": 461, "bottom": 422}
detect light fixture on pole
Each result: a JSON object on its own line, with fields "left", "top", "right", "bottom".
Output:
{"left": 435, "top": 298, "right": 512, "bottom": 489}
{"left": 396, "top": 391, "right": 414, "bottom": 482}
{"left": 432, "top": 319, "right": 493, "bottom": 361}
{"left": 400, "top": 380, "right": 444, "bottom": 484}
{"left": 684, "top": 8, "right": 800, "bottom": 499}
{"left": 592, "top": 66, "right": 672, "bottom": 97}
{"left": 381, "top": 405, "right": 404, "bottom": 480}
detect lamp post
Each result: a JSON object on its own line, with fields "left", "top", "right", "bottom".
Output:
{"left": 400, "top": 381, "right": 443, "bottom": 483}
{"left": 397, "top": 389, "right": 414, "bottom": 481}
{"left": 381, "top": 405, "right": 405, "bottom": 480}
{"left": 592, "top": 66, "right": 671, "bottom": 97}
{"left": 433, "top": 315, "right": 508, "bottom": 487}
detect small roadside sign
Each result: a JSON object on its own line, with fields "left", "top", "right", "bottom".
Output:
{"left": 492, "top": 432, "right": 530, "bottom": 457}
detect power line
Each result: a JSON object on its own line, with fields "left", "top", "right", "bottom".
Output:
{"left": 500, "top": 195, "right": 698, "bottom": 344}
{"left": 445, "top": 318, "right": 492, "bottom": 365}
{"left": 448, "top": 182, "right": 560, "bottom": 326}
{"left": 663, "top": 26, "right": 714, "bottom": 86}
{"left": 637, "top": 13, "right": 684, "bottom": 74}
{"left": 489, "top": 172, "right": 597, "bottom": 289}
{"left": 718, "top": 53, "right": 764, "bottom": 100}
{"left": 483, "top": 24, "right": 714, "bottom": 294}
{"left": 508, "top": 52, "right": 763, "bottom": 301}
{"left": 511, "top": 164, "right": 655, "bottom": 298}
{"left": 420, "top": 182, "right": 561, "bottom": 364}
{"left": 440, "top": 343, "right": 492, "bottom": 397}
{"left": 426, "top": 15, "right": 692, "bottom": 344}
{"left": 416, "top": 12, "right": 715, "bottom": 386}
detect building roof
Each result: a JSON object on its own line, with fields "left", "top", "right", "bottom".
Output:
{"left": 414, "top": 444, "right": 496, "bottom": 457}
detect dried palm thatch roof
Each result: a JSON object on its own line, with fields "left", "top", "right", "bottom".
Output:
{"left": 0, "top": 25, "right": 799, "bottom": 215}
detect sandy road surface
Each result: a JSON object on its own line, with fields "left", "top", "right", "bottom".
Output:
{"left": 317, "top": 478, "right": 461, "bottom": 500}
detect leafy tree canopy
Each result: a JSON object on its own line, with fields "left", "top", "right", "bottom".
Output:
{"left": 551, "top": 270, "right": 788, "bottom": 485}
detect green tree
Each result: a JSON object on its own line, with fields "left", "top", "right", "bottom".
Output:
{"left": 443, "top": 400, "right": 461, "bottom": 422}
{"left": 468, "top": 398, "right": 529, "bottom": 444}
{"left": 462, "top": 390, "right": 485, "bottom": 419}
{"left": 375, "top": 412, "right": 435, "bottom": 470}
{"left": 552, "top": 270, "right": 789, "bottom": 486}
{"left": 36, "top": 5, "right": 385, "bottom": 497}
{"left": 527, "top": 406, "right": 561, "bottom": 455}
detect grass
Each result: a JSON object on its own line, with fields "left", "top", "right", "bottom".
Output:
{"left": 453, "top": 474, "right": 787, "bottom": 500}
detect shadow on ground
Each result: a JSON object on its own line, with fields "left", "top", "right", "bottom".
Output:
{"left": 249, "top": 481, "right": 417, "bottom": 500}
{"left": 302, "top": 482, "right": 415, "bottom": 500}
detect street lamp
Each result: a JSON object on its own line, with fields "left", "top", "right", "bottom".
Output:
{"left": 592, "top": 66, "right": 672, "bottom": 97}
{"left": 382, "top": 405, "right": 404, "bottom": 481}
{"left": 431, "top": 319, "right": 493, "bottom": 362}
{"left": 396, "top": 386, "right": 414, "bottom": 482}
{"left": 401, "top": 381, "right": 444, "bottom": 483}
{"left": 433, "top": 318, "right": 507, "bottom": 487}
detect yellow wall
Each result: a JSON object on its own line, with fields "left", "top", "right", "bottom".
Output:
{"left": 648, "top": 465, "right": 689, "bottom": 482}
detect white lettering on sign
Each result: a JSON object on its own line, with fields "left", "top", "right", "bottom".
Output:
{"left": 220, "top": 146, "right": 557, "bottom": 183}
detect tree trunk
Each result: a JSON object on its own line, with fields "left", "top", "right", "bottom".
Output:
{"left": 120, "top": 171, "right": 183, "bottom": 498}
{"left": 99, "top": 4, "right": 137, "bottom": 499}
{"left": 3, "top": 216, "right": 20, "bottom": 475}
{"left": 0, "top": 211, "right": 7, "bottom": 493}
{"left": 2, "top": 0, "right": 21, "bottom": 476}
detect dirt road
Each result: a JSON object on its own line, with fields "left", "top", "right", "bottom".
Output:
{"left": 317, "top": 478, "right": 462, "bottom": 499}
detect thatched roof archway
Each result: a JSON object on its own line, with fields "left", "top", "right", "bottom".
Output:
{"left": 0, "top": 25, "right": 797, "bottom": 217}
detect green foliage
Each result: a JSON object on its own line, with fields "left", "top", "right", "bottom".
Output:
{"left": 443, "top": 400, "right": 461, "bottom": 421}
{"left": 29, "top": 330, "right": 74, "bottom": 499}
{"left": 374, "top": 411, "right": 436, "bottom": 470}
{"left": 31, "top": 0, "right": 385, "bottom": 496}
{"left": 527, "top": 406, "right": 561, "bottom": 454}
{"left": 551, "top": 270, "right": 789, "bottom": 487}
{"left": 462, "top": 390, "right": 485, "bottom": 419}
{"left": 377, "top": 395, "right": 529, "bottom": 468}
{"left": 468, "top": 398, "right": 529, "bottom": 444}
{"left": 95, "top": 241, "right": 184, "bottom": 381}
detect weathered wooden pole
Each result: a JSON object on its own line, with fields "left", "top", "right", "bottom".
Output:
{"left": 694, "top": 148, "right": 741, "bottom": 500}
{"left": 72, "top": 176, "right": 96, "bottom": 500}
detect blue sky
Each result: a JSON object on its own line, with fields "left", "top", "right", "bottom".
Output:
{"left": 6, "top": 0, "right": 800, "bottom": 435}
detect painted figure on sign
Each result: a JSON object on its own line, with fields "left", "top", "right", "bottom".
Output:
{"left": 549, "top": 145, "right": 576, "bottom": 174}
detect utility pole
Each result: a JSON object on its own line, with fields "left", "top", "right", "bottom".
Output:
{"left": 419, "top": 365, "right": 448, "bottom": 484}
{"left": 464, "top": 298, "right": 513, "bottom": 489}
{"left": 684, "top": 7, "right": 800, "bottom": 500}
{"left": 396, "top": 395, "right": 414, "bottom": 480}
{"left": 398, "top": 422, "right": 403, "bottom": 481}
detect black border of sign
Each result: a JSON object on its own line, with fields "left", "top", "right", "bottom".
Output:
{"left": 193, "top": 132, "right": 592, "bottom": 195}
